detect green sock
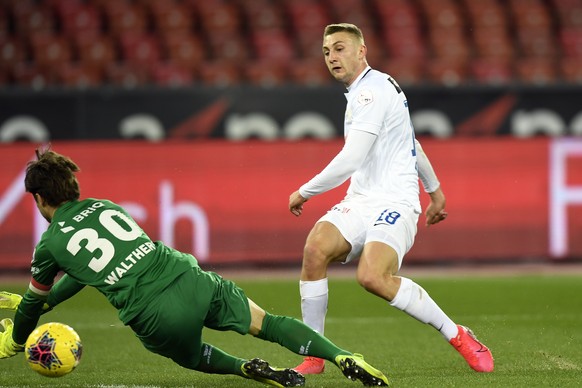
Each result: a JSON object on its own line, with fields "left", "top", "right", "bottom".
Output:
{"left": 195, "top": 343, "right": 247, "bottom": 376}
{"left": 257, "top": 312, "right": 351, "bottom": 362}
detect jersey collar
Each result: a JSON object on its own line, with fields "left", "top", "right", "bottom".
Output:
{"left": 346, "top": 66, "right": 372, "bottom": 92}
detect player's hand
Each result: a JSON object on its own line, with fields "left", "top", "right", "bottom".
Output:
{"left": 0, "top": 292, "right": 22, "bottom": 311}
{"left": 0, "top": 318, "right": 23, "bottom": 359}
{"left": 289, "top": 191, "right": 308, "bottom": 217}
{"left": 425, "top": 187, "right": 448, "bottom": 227}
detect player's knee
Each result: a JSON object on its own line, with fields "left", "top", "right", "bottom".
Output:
{"left": 302, "top": 242, "right": 328, "bottom": 267}
{"left": 356, "top": 270, "right": 396, "bottom": 295}
{"left": 356, "top": 270, "right": 381, "bottom": 293}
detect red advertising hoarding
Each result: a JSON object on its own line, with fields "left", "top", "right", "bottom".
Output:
{"left": 1, "top": 138, "right": 581, "bottom": 270}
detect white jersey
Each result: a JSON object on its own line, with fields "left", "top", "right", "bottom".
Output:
{"left": 300, "top": 66, "right": 421, "bottom": 212}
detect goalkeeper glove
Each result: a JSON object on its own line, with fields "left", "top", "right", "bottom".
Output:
{"left": 0, "top": 291, "right": 22, "bottom": 311}
{"left": 0, "top": 291, "right": 52, "bottom": 314}
{"left": 0, "top": 318, "right": 23, "bottom": 359}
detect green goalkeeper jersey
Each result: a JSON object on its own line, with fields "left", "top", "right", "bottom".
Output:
{"left": 29, "top": 198, "right": 198, "bottom": 324}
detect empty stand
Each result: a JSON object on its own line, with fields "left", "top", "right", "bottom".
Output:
{"left": 244, "top": 60, "right": 288, "bottom": 87}
{"left": 162, "top": 33, "right": 206, "bottom": 72}
{"left": 150, "top": 62, "right": 194, "bottom": 87}
{"left": 57, "top": 62, "right": 103, "bottom": 88}
{"left": 288, "top": 57, "right": 331, "bottom": 86}
{"left": 0, "top": 0, "right": 581, "bottom": 87}
{"left": 75, "top": 34, "right": 117, "bottom": 73}
{"left": 198, "top": 60, "right": 241, "bottom": 87}
{"left": 105, "top": 62, "right": 150, "bottom": 88}
{"left": 515, "top": 58, "right": 558, "bottom": 84}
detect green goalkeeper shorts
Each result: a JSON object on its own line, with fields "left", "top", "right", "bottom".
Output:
{"left": 128, "top": 265, "right": 251, "bottom": 369}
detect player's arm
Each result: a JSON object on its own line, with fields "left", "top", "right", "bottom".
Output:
{"left": 289, "top": 129, "right": 376, "bottom": 216}
{"left": 415, "top": 138, "right": 448, "bottom": 226}
{"left": 0, "top": 280, "right": 47, "bottom": 359}
{"left": 46, "top": 274, "right": 85, "bottom": 310}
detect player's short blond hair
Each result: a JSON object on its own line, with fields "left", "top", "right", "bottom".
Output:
{"left": 323, "top": 23, "right": 365, "bottom": 45}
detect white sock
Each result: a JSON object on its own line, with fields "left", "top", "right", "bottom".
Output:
{"left": 299, "top": 278, "right": 328, "bottom": 335}
{"left": 390, "top": 277, "right": 458, "bottom": 341}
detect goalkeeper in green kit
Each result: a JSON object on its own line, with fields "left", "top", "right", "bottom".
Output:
{"left": 0, "top": 147, "right": 389, "bottom": 387}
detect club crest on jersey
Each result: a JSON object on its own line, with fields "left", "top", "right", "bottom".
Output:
{"left": 357, "top": 90, "right": 373, "bottom": 105}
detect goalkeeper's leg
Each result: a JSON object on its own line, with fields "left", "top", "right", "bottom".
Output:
{"left": 194, "top": 343, "right": 305, "bottom": 386}
{"left": 193, "top": 343, "right": 246, "bottom": 375}
{"left": 256, "top": 313, "right": 389, "bottom": 386}
{"left": 256, "top": 311, "right": 350, "bottom": 361}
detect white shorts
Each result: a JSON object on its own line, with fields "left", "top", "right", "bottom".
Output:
{"left": 317, "top": 197, "right": 419, "bottom": 269}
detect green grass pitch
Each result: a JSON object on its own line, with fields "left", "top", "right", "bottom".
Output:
{"left": 1, "top": 273, "right": 581, "bottom": 387}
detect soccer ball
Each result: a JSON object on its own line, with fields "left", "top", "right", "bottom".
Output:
{"left": 25, "top": 322, "right": 82, "bottom": 377}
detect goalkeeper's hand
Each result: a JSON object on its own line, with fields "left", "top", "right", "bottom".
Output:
{"left": 0, "top": 318, "right": 23, "bottom": 359}
{"left": 0, "top": 292, "right": 22, "bottom": 311}
{"left": 0, "top": 291, "right": 52, "bottom": 314}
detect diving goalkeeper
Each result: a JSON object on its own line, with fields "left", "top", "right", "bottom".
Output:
{"left": 0, "top": 147, "right": 389, "bottom": 387}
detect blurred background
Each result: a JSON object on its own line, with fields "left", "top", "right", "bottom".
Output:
{"left": 1, "top": 0, "right": 582, "bottom": 272}
{"left": 1, "top": 0, "right": 582, "bottom": 87}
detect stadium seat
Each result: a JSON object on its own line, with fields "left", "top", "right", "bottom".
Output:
{"left": 295, "top": 29, "right": 325, "bottom": 60}
{"left": 240, "top": 0, "right": 286, "bottom": 32}
{"left": 0, "top": 7, "right": 9, "bottom": 39}
{"left": 151, "top": 2, "right": 194, "bottom": 37}
{"left": 163, "top": 33, "right": 207, "bottom": 72}
{"left": 382, "top": 58, "right": 424, "bottom": 85}
{"left": 559, "top": 28, "right": 582, "bottom": 57}
{"left": 13, "top": 3, "right": 55, "bottom": 38}
{"left": 104, "top": 2, "right": 148, "bottom": 37}
{"left": 553, "top": 1, "right": 582, "bottom": 28}
{"left": 509, "top": 0, "right": 552, "bottom": 31}
{"left": 198, "top": 60, "right": 241, "bottom": 87}
{"left": 429, "top": 27, "right": 470, "bottom": 63}
{"left": 75, "top": 34, "right": 117, "bottom": 73}
{"left": 58, "top": 3, "right": 102, "bottom": 37}
{"left": 427, "top": 59, "right": 468, "bottom": 86}
{"left": 251, "top": 30, "right": 296, "bottom": 62}
{"left": 197, "top": 2, "right": 241, "bottom": 35}
{"left": 11, "top": 62, "right": 54, "bottom": 89}
{"left": 472, "top": 28, "right": 514, "bottom": 62}
{"left": 207, "top": 33, "right": 250, "bottom": 63}
{"left": 560, "top": 57, "right": 582, "bottom": 82}
{"left": 57, "top": 63, "right": 103, "bottom": 88}
{"left": 382, "top": 27, "right": 426, "bottom": 60}
{"left": 360, "top": 31, "right": 388, "bottom": 67}
{"left": 515, "top": 58, "right": 557, "bottom": 84}
{"left": 424, "top": 2, "right": 464, "bottom": 30}
{"left": 0, "top": 37, "right": 27, "bottom": 73}
{"left": 244, "top": 60, "right": 289, "bottom": 87}
{"left": 373, "top": 0, "right": 422, "bottom": 30}
{"left": 119, "top": 34, "right": 162, "bottom": 69}
{"left": 325, "top": 0, "right": 376, "bottom": 36}
{"left": 285, "top": 0, "right": 331, "bottom": 31}
{"left": 105, "top": 62, "right": 150, "bottom": 88}
{"left": 516, "top": 29, "right": 558, "bottom": 58}
{"left": 29, "top": 34, "right": 73, "bottom": 71}
{"left": 150, "top": 62, "right": 194, "bottom": 87}
{"left": 463, "top": 0, "right": 508, "bottom": 29}
{"left": 471, "top": 58, "right": 513, "bottom": 85}
{"left": 289, "top": 58, "right": 331, "bottom": 86}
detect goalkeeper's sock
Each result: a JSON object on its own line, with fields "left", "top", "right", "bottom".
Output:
{"left": 257, "top": 312, "right": 350, "bottom": 361}
{"left": 390, "top": 277, "right": 458, "bottom": 341}
{"left": 195, "top": 343, "right": 246, "bottom": 376}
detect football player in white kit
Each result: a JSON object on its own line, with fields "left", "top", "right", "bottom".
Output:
{"left": 289, "top": 23, "right": 494, "bottom": 375}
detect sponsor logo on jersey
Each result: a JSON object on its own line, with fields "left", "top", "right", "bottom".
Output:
{"left": 357, "top": 90, "right": 373, "bottom": 105}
